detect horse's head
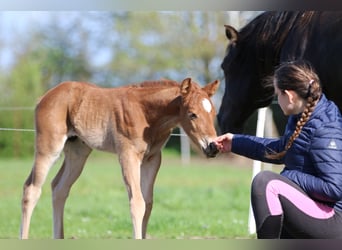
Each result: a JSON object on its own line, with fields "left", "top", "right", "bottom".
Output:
{"left": 217, "top": 24, "right": 275, "bottom": 134}
{"left": 179, "top": 78, "right": 220, "bottom": 158}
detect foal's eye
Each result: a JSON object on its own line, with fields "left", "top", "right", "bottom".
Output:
{"left": 188, "top": 112, "right": 198, "bottom": 120}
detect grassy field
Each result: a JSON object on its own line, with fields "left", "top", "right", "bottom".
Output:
{"left": 0, "top": 150, "right": 258, "bottom": 239}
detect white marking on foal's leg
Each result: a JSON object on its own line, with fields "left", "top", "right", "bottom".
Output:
{"left": 202, "top": 98, "right": 212, "bottom": 113}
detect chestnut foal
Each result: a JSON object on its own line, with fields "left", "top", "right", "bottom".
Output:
{"left": 20, "top": 78, "right": 219, "bottom": 239}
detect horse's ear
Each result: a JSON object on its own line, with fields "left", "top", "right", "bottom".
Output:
{"left": 180, "top": 78, "right": 192, "bottom": 96}
{"left": 224, "top": 25, "right": 238, "bottom": 43}
{"left": 202, "top": 80, "right": 220, "bottom": 97}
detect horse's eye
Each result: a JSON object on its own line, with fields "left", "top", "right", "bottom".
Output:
{"left": 188, "top": 112, "right": 198, "bottom": 120}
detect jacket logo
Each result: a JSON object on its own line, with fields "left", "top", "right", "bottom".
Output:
{"left": 327, "top": 139, "right": 338, "bottom": 149}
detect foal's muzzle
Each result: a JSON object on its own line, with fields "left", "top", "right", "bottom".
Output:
{"left": 203, "top": 142, "right": 219, "bottom": 158}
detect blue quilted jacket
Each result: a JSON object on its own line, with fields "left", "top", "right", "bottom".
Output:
{"left": 232, "top": 94, "right": 342, "bottom": 211}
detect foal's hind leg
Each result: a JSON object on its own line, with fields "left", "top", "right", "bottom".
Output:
{"left": 51, "top": 137, "right": 92, "bottom": 239}
{"left": 20, "top": 133, "right": 67, "bottom": 239}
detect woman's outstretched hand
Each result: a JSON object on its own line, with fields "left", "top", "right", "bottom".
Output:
{"left": 212, "top": 133, "right": 234, "bottom": 153}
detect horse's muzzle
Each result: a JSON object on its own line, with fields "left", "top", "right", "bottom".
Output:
{"left": 203, "top": 142, "right": 219, "bottom": 158}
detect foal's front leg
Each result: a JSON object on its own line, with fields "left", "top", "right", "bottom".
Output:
{"left": 119, "top": 152, "right": 146, "bottom": 239}
{"left": 140, "top": 151, "right": 162, "bottom": 238}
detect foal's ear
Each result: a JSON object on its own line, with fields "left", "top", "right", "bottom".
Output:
{"left": 180, "top": 78, "right": 192, "bottom": 96}
{"left": 202, "top": 80, "right": 220, "bottom": 97}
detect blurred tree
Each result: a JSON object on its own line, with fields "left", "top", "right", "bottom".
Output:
{"left": 0, "top": 12, "right": 94, "bottom": 157}
{"left": 0, "top": 48, "right": 42, "bottom": 157}
{"left": 31, "top": 13, "right": 94, "bottom": 89}
{"left": 103, "top": 12, "right": 228, "bottom": 86}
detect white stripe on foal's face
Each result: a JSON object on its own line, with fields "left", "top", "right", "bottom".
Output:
{"left": 202, "top": 98, "right": 212, "bottom": 113}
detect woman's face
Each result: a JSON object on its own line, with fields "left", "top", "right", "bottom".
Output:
{"left": 274, "top": 81, "right": 306, "bottom": 116}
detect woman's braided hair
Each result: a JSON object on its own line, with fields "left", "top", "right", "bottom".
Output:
{"left": 266, "top": 60, "right": 322, "bottom": 159}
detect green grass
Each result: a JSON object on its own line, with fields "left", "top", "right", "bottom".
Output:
{"left": 0, "top": 150, "right": 256, "bottom": 239}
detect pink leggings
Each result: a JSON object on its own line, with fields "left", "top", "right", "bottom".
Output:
{"left": 251, "top": 171, "right": 342, "bottom": 238}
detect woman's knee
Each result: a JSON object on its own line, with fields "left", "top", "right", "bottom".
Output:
{"left": 252, "top": 170, "right": 277, "bottom": 189}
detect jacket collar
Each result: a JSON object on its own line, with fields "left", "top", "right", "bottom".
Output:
{"left": 291, "top": 94, "right": 327, "bottom": 121}
{"left": 311, "top": 94, "right": 328, "bottom": 116}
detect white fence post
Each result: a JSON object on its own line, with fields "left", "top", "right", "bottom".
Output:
{"left": 180, "top": 128, "right": 190, "bottom": 164}
{"left": 248, "top": 107, "right": 267, "bottom": 235}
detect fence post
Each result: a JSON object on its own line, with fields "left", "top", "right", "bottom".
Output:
{"left": 248, "top": 107, "right": 267, "bottom": 235}
{"left": 180, "top": 128, "right": 190, "bottom": 164}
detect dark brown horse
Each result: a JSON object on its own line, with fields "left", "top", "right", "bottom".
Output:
{"left": 20, "top": 78, "right": 219, "bottom": 239}
{"left": 218, "top": 11, "right": 342, "bottom": 133}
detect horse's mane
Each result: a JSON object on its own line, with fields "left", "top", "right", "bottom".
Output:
{"left": 234, "top": 11, "right": 319, "bottom": 77}
{"left": 221, "top": 11, "right": 321, "bottom": 109}
{"left": 127, "top": 79, "right": 179, "bottom": 88}
{"left": 240, "top": 11, "right": 316, "bottom": 44}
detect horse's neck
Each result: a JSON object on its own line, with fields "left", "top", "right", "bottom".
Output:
{"left": 141, "top": 87, "right": 182, "bottom": 130}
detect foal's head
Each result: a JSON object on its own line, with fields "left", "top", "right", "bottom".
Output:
{"left": 179, "top": 78, "right": 220, "bottom": 158}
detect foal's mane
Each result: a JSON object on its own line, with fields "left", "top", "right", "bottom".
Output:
{"left": 128, "top": 79, "right": 180, "bottom": 88}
